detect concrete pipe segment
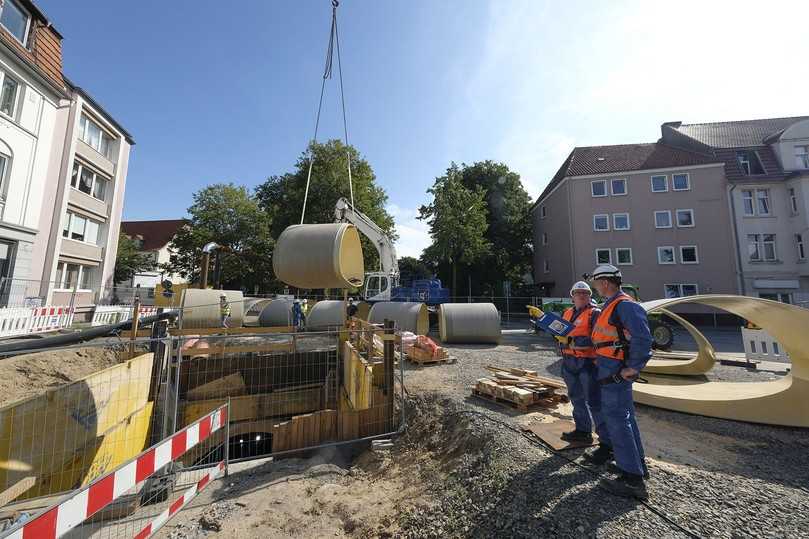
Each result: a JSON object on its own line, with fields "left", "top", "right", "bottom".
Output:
{"left": 180, "top": 289, "right": 244, "bottom": 328}
{"left": 305, "top": 300, "right": 347, "bottom": 330}
{"left": 438, "top": 303, "right": 501, "bottom": 344}
{"left": 258, "top": 299, "right": 294, "bottom": 327}
{"left": 272, "top": 224, "right": 365, "bottom": 289}
{"left": 368, "top": 301, "right": 429, "bottom": 335}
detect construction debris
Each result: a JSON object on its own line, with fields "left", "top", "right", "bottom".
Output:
{"left": 404, "top": 335, "right": 449, "bottom": 365}
{"left": 472, "top": 365, "right": 568, "bottom": 412}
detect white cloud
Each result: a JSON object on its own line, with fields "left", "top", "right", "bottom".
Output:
{"left": 387, "top": 203, "right": 431, "bottom": 259}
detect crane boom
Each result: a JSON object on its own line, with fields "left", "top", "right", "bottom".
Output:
{"left": 334, "top": 198, "right": 399, "bottom": 279}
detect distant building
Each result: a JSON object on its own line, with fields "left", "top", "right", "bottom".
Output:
{"left": 119, "top": 219, "right": 186, "bottom": 302}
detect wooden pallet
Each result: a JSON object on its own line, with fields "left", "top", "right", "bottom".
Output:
{"left": 471, "top": 388, "right": 566, "bottom": 412}
{"left": 406, "top": 353, "right": 452, "bottom": 366}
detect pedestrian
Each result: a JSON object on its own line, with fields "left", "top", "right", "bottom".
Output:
{"left": 219, "top": 293, "right": 231, "bottom": 328}
{"left": 581, "top": 264, "right": 653, "bottom": 499}
{"left": 557, "top": 281, "right": 605, "bottom": 444}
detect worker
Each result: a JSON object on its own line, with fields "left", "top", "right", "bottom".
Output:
{"left": 558, "top": 281, "right": 605, "bottom": 444}
{"left": 219, "top": 294, "right": 231, "bottom": 328}
{"left": 292, "top": 299, "right": 304, "bottom": 328}
{"left": 582, "top": 264, "right": 653, "bottom": 499}
{"left": 301, "top": 299, "right": 309, "bottom": 325}
{"left": 346, "top": 297, "right": 359, "bottom": 318}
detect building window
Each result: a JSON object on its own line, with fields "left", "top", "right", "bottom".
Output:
{"left": 540, "top": 206, "right": 546, "bottom": 219}
{"left": 664, "top": 283, "right": 698, "bottom": 298}
{"left": 654, "top": 210, "right": 672, "bottom": 228}
{"left": 756, "top": 189, "right": 770, "bottom": 215}
{"left": 613, "top": 213, "right": 630, "bottom": 230}
{"left": 611, "top": 178, "right": 627, "bottom": 196}
{"left": 591, "top": 180, "right": 607, "bottom": 197}
{"left": 789, "top": 187, "right": 798, "bottom": 214}
{"left": 0, "top": 153, "right": 8, "bottom": 194}
{"left": 736, "top": 150, "right": 766, "bottom": 175}
{"left": 55, "top": 261, "right": 94, "bottom": 291}
{"left": 742, "top": 190, "right": 754, "bottom": 216}
{"left": 651, "top": 175, "right": 667, "bottom": 192}
{"left": 675, "top": 209, "right": 694, "bottom": 227}
{"left": 593, "top": 214, "right": 609, "bottom": 231}
{"left": 0, "top": 73, "right": 19, "bottom": 118}
{"left": 672, "top": 173, "right": 690, "bottom": 191}
{"left": 796, "top": 234, "right": 805, "bottom": 261}
{"left": 616, "top": 248, "right": 633, "bottom": 265}
{"left": 796, "top": 145, "right": 809, "bottom": 169}
{"left": 543, "top": 260, "right": 550, "bottom": 273}
{"left": 541, "top": 232, "right": 548, "bottom": 246}
{"left": 70, "top": 161, "right": 109, "bottom": 201}
{"left": 747, "top": 234, "right": 777, "bottom": 261}
{"left": 658, "top": 246, "right": 675, "bottom": 264}
{"left": 79, "top": 114, "right": 115, "bottom": 159}
{"left": 595, "top": 248, "right": 612, "bottom": 265}
{"left": 62, "top": 211, "right": 101, "bottom": 245}
{"left": 760, "top": 292, "right": 791, "bottom": 304}
{"left": 0, "top": 0, "right": 30, "bottom": 45}
{"left": 680, "top": 245, "right": 699, "bottom": 264}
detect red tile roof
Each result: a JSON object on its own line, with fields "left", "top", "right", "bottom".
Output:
{"left": 121, "top": 219, "right": 186, "bottom": 251}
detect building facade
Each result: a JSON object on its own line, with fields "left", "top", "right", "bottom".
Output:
{"left": 119, "top": 219, "right": 186, "bottom": 303}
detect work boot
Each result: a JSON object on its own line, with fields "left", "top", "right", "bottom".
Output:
{"left": 601, "top": 472, "right": 648, "bottom": 500}
{"left": 560, "top": 429, "right": 594, "bottom": 443}
{"left": 581, "top": 443, "right": 613, "bottom": 465}
{"left": 608, "top": 461, "right": 650, "bottom": 480}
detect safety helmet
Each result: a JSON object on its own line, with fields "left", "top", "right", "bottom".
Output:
{"left": 591, "top": 264, "right": 622, "bottom": 280}
{"left": 569, "top": 281, "right": 592, "bottom": 297}
{"left": 220, "top": 293, "right": 227, "bottom": 299}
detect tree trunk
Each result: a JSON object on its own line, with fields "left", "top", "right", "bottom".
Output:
{"left": 452, "top": 261, "right": 457, "bottom": 300}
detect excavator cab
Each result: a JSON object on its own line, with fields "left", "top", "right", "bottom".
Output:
{"left": 364, "top": 272, "right": 392, "bottom": 302}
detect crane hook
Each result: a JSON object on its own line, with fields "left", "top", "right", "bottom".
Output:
{"left": 332, "top": 0, "right": 339, "bottom": 7}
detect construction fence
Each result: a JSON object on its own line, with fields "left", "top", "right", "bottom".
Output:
{"left": 0, "top": 323, "right": 402, "bottom": 536}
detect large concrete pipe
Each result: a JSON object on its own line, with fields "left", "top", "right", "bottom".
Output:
{"left": 438, "top": 303, "right": 501, "bottom": 344}
{"left": 355, "top": 301, "right": 371, "bottom": 321}
{"left": 243, "top": 298, "right": 272, "bottom": 327}
{"left": 368, "top": 302, "right": 429, "bottom": 335}
{"left": 305, "top": 300, "right": 347, "bottom": 330}
{"left": 258, "top": 299, "right": 294, "bottom": 327}
{"left": 180, "top": 289, "right": 244, "bottom": 328}
{"left": 272, "top": 224, "right": 365, "bottom": 289}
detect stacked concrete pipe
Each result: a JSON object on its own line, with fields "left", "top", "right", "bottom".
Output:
{"left": 258, "top": 299, "right": 294, "bottom": 327}
{"left": 305, "top": 300, "right": 347, "bottom": 330}
{"left": 368, "top": 302, "right": 429, "bottom": 335}
{"left": 438, "top": 303, "right": 501, "bottom": 344}
{"left": 180, "top": 289, "right": 245, "bottom": 328}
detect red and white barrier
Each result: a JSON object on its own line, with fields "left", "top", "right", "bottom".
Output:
{"left": 133, "top": 461, "right": 225, "bottom": 539}
{"left": 91, "top": 305, "right": 160, "bottom": 326}
{"left": 2, "top": 404, "right": 228, "bottom": 539}
{"left": 0, "top": 306, "right": 74, "bottom": 338}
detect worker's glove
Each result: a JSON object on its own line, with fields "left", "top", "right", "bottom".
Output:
{"left": 554, "top": 336, "right": 572, "bottom": 345}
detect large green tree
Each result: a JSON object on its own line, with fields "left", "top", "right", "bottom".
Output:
{"left": 418, "top": 164, "right": 491, "bottom": 295}
{"left": 255, "top": 139, "right": 395, "bottom": 271}
{"left": 398, "top": 256, "right": 432, "bottom": 284}
{"left": 164, "top": 184, "right": 275, "bottom": 292}
{"left": 114, "top": 233, "right": 154, "bottom": 284}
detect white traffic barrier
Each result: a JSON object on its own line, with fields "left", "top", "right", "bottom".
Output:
{"left": 741, "top": 326, "right": 790, "bottom": 362}
{"left": 91, "top": 305, "right": 159, "bottom": 326}
{"left": 0, "top": 307, "right": 33, "bottom": 337}
{"left": 0, "top": 305, "right": 74, "bottom": 337}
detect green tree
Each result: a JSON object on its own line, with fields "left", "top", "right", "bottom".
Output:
{"left": 418, "top": 164, "right": 491, "bottom": 295}
{"left": 114, "top": 233, "right": 154, "bottom": 284}
{"left": 255, "top": 139, "right": 395, "bottom": 271}
{"left": 164, "top": 184, "right": 275, "bottom": 291}
{"left": 398, "top": 256, "right": 432, "bottom": 284}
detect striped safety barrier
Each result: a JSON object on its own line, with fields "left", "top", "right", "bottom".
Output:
{"left": 1, "top": 404, "right": 229, "bottom": 539}
{"left": 0, "top": 306, "right": 74, "bottom": 338}
{"left": 91, "top": 305, "right": 160, "bottom": 326}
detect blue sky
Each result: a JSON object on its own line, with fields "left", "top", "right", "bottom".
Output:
{"left": 40, "top": 1, "right": 809, "bottom": 258}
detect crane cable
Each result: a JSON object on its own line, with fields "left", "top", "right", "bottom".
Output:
{"left": 300, "top": 0, "right": 355, "bottom": 225}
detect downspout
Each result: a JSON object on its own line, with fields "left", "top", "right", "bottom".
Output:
{"left": 727, "top": 184, "right": 746, "bottom": 295}
{"left": 566, "top": 179, "right": 576, "bottom": 287}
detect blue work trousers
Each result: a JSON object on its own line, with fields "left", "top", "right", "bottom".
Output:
{"left": 595, "top": 356, "right": 647, "bottom": 476}
{"left": 560, "top": 355, "right": 606, "bottom": 438}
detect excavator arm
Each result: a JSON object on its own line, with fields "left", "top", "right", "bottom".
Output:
{"left": 334, "top": 198, "right": 399, "bottom": 280}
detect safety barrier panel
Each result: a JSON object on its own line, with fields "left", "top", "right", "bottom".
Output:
{"left": 91, "top": 305, "right": 159, "bottom": 326}
{"left": 0, "top": 306, "right": 74, "bottom": 337}
{"left": 742, "top": 326, "right": 789, "bottom": 362}
{"left": 0, "top": 403, "right": 229, "bottom": 539}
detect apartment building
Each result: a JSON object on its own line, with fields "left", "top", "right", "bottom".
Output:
{"left": 532, "top": 116, "right": 809, "bottom": 305}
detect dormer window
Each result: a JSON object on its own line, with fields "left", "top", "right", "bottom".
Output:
{"left": 736, "top": 150, "right": 765, "bottom": 175}
{"left": 0, "top": 0, "right": 30, "bottom": 46}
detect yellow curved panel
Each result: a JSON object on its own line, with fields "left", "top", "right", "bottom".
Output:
{"left": 642, "top": 308, "right": 716, "bottom": 375}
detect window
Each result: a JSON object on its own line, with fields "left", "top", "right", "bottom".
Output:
{"left": 613, "top": 213, "right": 630, "bottom": 230}
{"left": 543, "top": 260, "right": 549, "bottom": 273}
{"left": 680, "top": 245, "right": 699, "bottom": 264}
{"left": 796, "top": 145, "right": 809, "bottom": 169}
{"left": 658, "top": 246, "right": 675, "bottom": 264}
{"left": 611, "top": 178, "right": 627, "bottom": 196}
{"left": 736, "top": 150, "right": 765, "bottom": 175}
{"left": 616, "top": 248, "right": 633, "bottom": 265}
{"left": 755, "top": 189, "right": 770, "bottom": 215}
{"left": 672, "top": 173, "right": 690, "bottom": 191}
{"left": 540, "top": 206, "right": 546, "bottom": 219}
{"left": 70, "top": 161, "right": 110, "bottom": 201}
{"left": 0, "top": 154, "right": 8, "bottom": 193}
{"left": 796, "top": 234, "right": 805, "bottom": 261}
{"left": 0, "top": 74, "right": 18, "bottom": 117}
{"left": 541, "top": 232, "right": 548, "bottom": 246}
{"left": 595, "top": 248, "right": 612, "bottom": 265}
{"left": 593, "top": 214, "right": 609, "bottom": 231}
{"left": 62, "top": 211, "right": 102, "bottom": 245}
{"left": 79, "top": 114, "right": 115, "bottom": 159}
{"left": 789, "top": 188, "right": 798, "bottom": 214}
{"left": 654, "top": 210, "right": 672, "bottom": 228}
{"left": 676, "top": 209, "right": 694, "bottom": 227}
{"left": 742, "top": 190, "right": 754, "bottom": 216}
{"left": 664, "top": 284, "right": 698, "bottom": 298}
{"left": 747, "top": 234, "right": 777, "bottom": 261}
{"left": 0, "top": 0, "right": 29, "bottom": 45}
{"left": 651, "top": 175, "right": 667, "bottom": 192}
{"left": 591, "top": 180, "right": 607, "bottom": 197}
{"left": 55, "top": 261, "right": 93, "bottom": 291}
{"left": 760, "top": 292, "right": 792, "bottom": 304}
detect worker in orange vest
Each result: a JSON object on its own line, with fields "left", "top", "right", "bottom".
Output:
{"left": 558, "top": 281, "right": 606, "bottom": 444}
{"left": 581, "top": 264, "right": 653, "bottom": 500}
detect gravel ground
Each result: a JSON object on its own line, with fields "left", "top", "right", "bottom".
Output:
{"left": 395, "top": 329, "right": 809, "bottom": 538}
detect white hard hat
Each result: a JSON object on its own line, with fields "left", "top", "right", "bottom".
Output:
{"left": 570, "top": 281, "right": 592, "bottom": 297}
{"left": 220, "top": 293, "right": 227, "bottom": 298}
{"left": 591, "top": 264, "right": 622, "bottom": 280}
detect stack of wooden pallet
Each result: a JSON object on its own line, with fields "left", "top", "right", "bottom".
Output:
{"left": 472, "top": 365, "right": 568, "bottom": 412}
{"left": 405, "top": 335, "right": 449, "bottom": 365}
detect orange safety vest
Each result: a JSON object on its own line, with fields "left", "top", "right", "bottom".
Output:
{"left": 591, "top": 292, "right": 633, "bottom": 361}
{"left": 560, "top": 305, "right": 597, "bottom": 358}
